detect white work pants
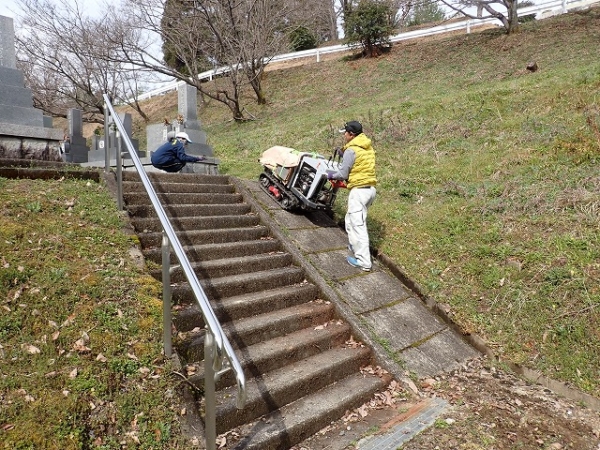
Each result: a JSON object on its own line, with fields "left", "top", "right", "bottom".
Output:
{"left": 346, "top": 186, "right": 376, "bottom": 269}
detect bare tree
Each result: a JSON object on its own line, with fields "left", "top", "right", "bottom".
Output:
{"left": 14, "top": 0, "right": 152, "bottom": 124}
{"left": 285, "top": 0, "right": 339, "bottom": 42}
{"left": 438, "top": 0, "right": 520, "bottom": 34}
{"left": 112, "top": 0, "right": 295, "bottom": 121}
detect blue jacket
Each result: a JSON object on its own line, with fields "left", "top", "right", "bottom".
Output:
{"left": 151, "top": 139, "right": 200, "bottom": 168}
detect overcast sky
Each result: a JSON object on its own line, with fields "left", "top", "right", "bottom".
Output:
{"left": 0, "top": 0, "right": 19, "bottom": 19}
{"left": 0, "top": 0, "right": 106, "bottom": 22}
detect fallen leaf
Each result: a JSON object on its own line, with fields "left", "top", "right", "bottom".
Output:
{"left": 22, "top": 344, "right": 41, "bottom": 354}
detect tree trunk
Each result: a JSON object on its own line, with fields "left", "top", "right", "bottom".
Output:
{"left": 506, "top": 0, "right": 520, "bottom": 34}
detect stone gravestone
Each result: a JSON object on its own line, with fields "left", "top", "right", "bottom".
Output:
{"left": 0, "top": 15, "right": 63, "bottom": 160}
{"left": 88, "top": 112, "right": 140, "bottom": 163}
{"left": 62, "top": 109, "right": 90, "bottom": 163}
{"left": 146, "top": 81, "right": 217, "bottom": 174}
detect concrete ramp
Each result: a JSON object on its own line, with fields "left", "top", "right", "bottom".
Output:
{"left": 239, "top": 179, "right": 480, "bottom": 379}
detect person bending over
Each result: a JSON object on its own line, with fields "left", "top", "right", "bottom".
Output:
{"left": 151, "top": 132, "right": 204, "bottom": 173}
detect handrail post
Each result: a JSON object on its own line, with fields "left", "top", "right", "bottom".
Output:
{"left": 115, "top": 130, "right": 124, "bottom": 211}
{"left": 103, "top": 105, "right": 110, "bottom": 173}
{"left": 205, "top": 330, "right": 217, "bottom": 450}
{"left": 162, "top": 231, "right": 172, "bottom": 357}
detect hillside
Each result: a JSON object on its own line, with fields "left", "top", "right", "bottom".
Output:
{"left": 2, "top": 7, "right": 600, "bottom": 449}
{"left": 124, "top": 7, "right": 600, "bottom": 400}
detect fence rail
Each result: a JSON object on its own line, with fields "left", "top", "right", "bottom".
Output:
{"left": 131, "top": 0, "right": 597, "bottom": 102}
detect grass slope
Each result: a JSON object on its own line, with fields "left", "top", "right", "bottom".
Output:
{"left": 0, "top": 177, "right": 186, "bottom": 448}
{"left": 190, "top": 9, "right": 599, "bottom": 396}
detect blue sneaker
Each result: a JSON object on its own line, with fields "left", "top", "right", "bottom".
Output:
{"left": 346, "top": 256, "right": 371, "bottom": 272}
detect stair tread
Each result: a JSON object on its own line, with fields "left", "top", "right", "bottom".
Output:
{"left": 164, "top": 252, "right": 294, "bottom": 283}
{"left": 215, "top": 346, "right": 373, "bottom": 433}
{"left": 171, "top": 266, "right": 307, "bottom": 302}
{"left": 225, "top": 372, "right": 390, "bottom": 448}
{"left": 174, "top": 266, "right": 305, "bottom": 288}
{"left": 127, "top": 203, "right": 251, "bottom": 219}
{"left": 124, "top": 181, "right": 235, "bottom": 194}
{"left": 186, "top": 252, "right": 291, "bottom": 270}
{"left": 217, "top": 346, "right": 371, "bottom": 409}
{"left": 144, "top": 238, "right": 281, "bottom": 262}
{"left": 180, "top": 301, "right": 334, "bottom": 352}
{"left": 222, "top": 301, "right": 332, "bottom": 336}
{"left": 139, "top": 226, "right": 269, "bottom": 239}
{"left": 187, "top": 321, "right": 352, "bottom": 388}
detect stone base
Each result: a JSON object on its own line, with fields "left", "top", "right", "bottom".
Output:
{"left": 0, "top": 136, "right": 62, "bottom": 161}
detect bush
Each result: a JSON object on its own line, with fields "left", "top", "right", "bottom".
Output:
{"left": 344, "top": 0, "right": 394, "bottom": 57}
{"left": 289, "top": 26, "right": 318, "bottom": 51}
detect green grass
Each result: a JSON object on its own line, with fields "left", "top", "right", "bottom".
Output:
{"left": 0, "top": 176, "right": 185, "bottom": 449}
{"left": 187, "top": 9, "right": 600, "bottom": 396}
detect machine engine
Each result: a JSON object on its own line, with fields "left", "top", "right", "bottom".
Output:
{"left": 258, "top": 146, "right": 345, "bottom": 212}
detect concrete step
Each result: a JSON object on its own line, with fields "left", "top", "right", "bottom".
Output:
{"left": 177, "top": 302, "right": 335, "bottom": 361}
{"left": 215, "top": 347, "right": 376, "bottom": 433}
{"left": 127, "top": 203, "right": 252, "bottom": 219}
{"left": 154, "top": 252, "right": 294, "bottom": 282}
{"left": 174, "top": 283, "right": 319, "bottom": 330}
{"left": 131, "top": 214, "right": 260, "bottom": 233}
{"left": 123, "top": 171, "right": 231, "bottom": 185}
{"left": 142, "top": 239, "right": 282, "bottom": 265}
{"left": 226, "top": 371, "right": 390, "bottom": 450}
{"left": 136, "top": 226, "right": 270, "bottom": 249}
{"left": 123, "top": 191, "right": 244, "bottom": 206}
{"left": 186, "top": 321, "right": 352, "bottom": 390}
{"left": 124, "top": 180, "right": 236, "bottom": 194}
{"left": 171, "top": 267, "right": 307, "bottom": 302}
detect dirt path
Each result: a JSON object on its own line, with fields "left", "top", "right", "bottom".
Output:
{"left": 292, "top": 357, "right": 600, "bottom": 449}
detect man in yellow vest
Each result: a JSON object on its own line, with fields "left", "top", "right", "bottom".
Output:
{"left": 328, "top": 121, "right": 377, "bottom": 271}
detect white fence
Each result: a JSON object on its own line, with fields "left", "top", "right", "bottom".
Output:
{"left": 133, "top": 0, "right": 597, "bottom": 102}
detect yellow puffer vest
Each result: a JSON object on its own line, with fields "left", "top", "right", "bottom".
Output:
{"left": 344, "top": 134, "right": 377, "bottom": 189}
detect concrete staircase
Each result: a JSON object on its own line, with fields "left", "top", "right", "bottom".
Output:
{"left": 122, "top": 171, "right": 392, "bottom": 449}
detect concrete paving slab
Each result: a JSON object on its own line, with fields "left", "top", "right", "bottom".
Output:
{"left": 289, "top": 228, "right": 348, "bottom": 253}
{"left": 272, "top": 209, "right": 337, "bottom": 230}
{"left": 400, "top": 328, "right": 481, "bottom": 377}
{"left": 307, "top": 250, "right": 364, "bottom": 281}
{"left": 361, "top": 297, "right": 446, "bottom": 352}
{"left": 335, "top": 271, "right": 413, "bottom": 313}
{"left": 358, "top": 397, "right": 449, "bottom": 450}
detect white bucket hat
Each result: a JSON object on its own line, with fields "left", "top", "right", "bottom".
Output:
{"left": 175, "top": 132, "right": 192, "bottom": 143}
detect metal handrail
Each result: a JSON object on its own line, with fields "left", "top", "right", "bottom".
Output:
{"left": 102, "top": 94, "right": 246, "bottom": 450}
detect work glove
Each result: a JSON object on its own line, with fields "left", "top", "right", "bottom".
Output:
{"left": 195, "top": 156, "right": 205, "bottom": 162}
{"left": 335, "top": 147, "right": 343, "bottom": 158}
{"left": 326, "top": 169, "right": 336, "bottom": 180}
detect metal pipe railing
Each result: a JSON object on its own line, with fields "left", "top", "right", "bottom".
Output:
{"left": 102, "top": 94, "right": 246, "bottom": 449}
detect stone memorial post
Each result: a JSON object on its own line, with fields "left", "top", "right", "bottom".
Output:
{"left": 146, "top": 81, "right": 218, "bottom": 174}
{"left": 61, "top": 109, "right": 90, "bottom": 163}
